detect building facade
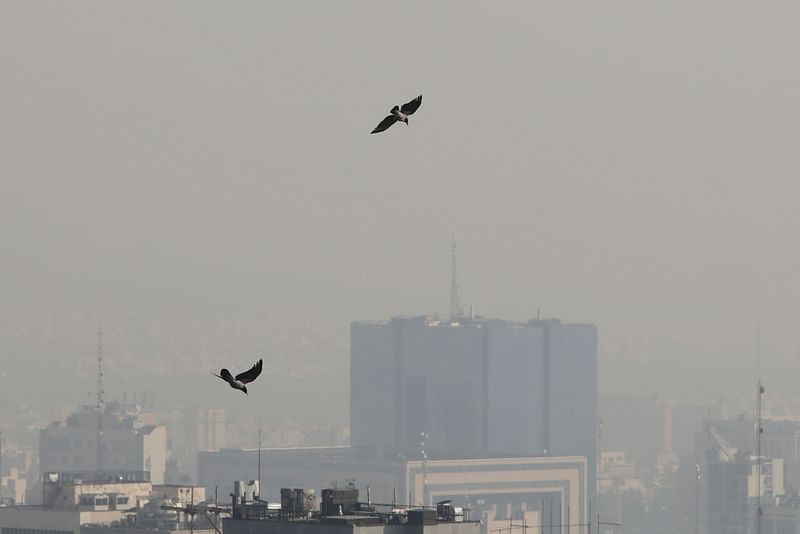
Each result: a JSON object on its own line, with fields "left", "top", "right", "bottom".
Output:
{"left": 39, "top": 406, "right": 167, "bottom": 487}
{"left": 350, "top": 316, "right": 597, "bottom": 493}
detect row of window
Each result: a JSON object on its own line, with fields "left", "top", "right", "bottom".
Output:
{"left": 78, "top": 495, "right": 130, "bottom": 507}
{"left": 45, "top": 456, "right": 136, "bottom": 468}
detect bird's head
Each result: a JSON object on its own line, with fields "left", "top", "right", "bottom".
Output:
{"left": 402, "top": 117, "right": 409, "bottom": 125}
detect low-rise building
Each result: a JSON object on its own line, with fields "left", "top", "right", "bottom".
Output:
{"left": 199, "top": 446, "right": 588, "bottom": 534}
{"left": 224, "top": 482, "right": 479, "bottom": 534}
{"left": 0, "top": 470, "right": 210, "bottom": 534}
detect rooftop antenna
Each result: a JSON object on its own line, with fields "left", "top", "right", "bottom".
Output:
{"left": 96, "top": 326, "right": 105, "bottom": 472}
{"left": 449, "top": 237, "right": 464, "bottom": 321}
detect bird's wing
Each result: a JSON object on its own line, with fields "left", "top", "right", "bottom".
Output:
{"left": 400, "top": 95, "right": 422, "bottom": 116}
{"left": 214, "top": 369, "right": 234, "bottom": 382}
{"left": 371, "top": 114, "right": 398, "bottom": 134}
{"left": 235, "top": 359, "right": 263, "bottom": 384}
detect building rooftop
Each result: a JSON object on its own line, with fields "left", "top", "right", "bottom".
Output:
{"left": 355, "top": 315, "right": 570, "bottom": 328}
{"left": 44, "top": 470, "right": 151, "bottom": 485}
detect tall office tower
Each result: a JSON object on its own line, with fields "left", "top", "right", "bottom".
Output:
{"left": 350, "top": 316, "right": 597, "bottom": 490}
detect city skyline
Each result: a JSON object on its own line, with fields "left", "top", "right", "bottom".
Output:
{"left": 3, "top": 2, "right": 800, "bottom": 533}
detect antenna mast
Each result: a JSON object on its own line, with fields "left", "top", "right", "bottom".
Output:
{"left": 96, "top": 326, "right": 105, "bottom": 472}
{"left": 449, "top": 237, "right": 463, "bottom": 320}
{"left": 756, "top": 380, "right": 764, "bottom": 534}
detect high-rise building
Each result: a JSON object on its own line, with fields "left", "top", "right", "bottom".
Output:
{"left": 350, "top": 316, "right": 598, "bottom": 495}
{"left": 39, "top": 405, "right": 167, "bottom": 486}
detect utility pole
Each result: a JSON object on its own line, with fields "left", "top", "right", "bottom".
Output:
{"left": 258, "top": 418, "right": 262, "bottom": 500}
{"left": 420, "top": 432, "right": 429, "bottom": 506}
{"left": 695, "top": 463, "right": 700, "bottom": 534}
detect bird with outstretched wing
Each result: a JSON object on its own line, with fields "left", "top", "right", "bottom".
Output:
{"left": 371, "top": 95, "right": 422, "bottom": 134}
{"left": 213, "top": 358, "right": 263, "bottom": 395}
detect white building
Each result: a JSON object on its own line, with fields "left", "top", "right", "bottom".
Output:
{"left": 0, "top": 471, "right": 209, "bottom": 534}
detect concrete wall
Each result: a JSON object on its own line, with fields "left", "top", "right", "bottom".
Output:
{"left": 0, "top": 507, "right": 80, "bottom": 533}
{"left": 223, "top": 519, "right": 480, "bottom": 534}
{"left": 139, "top": 426, "right": 166, "bottom": 484}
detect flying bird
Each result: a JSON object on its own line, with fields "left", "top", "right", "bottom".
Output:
{"left": 371, "top": 95, "right": 423, "bottom": 134}
{"left": 213, "top": 358, "right": 263, "bottom": 395}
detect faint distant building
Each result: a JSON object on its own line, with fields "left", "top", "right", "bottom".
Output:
{"left": 39, "top": 405, "right": 167, "bottom": 487}
{"left": 165, "top": 407, "right": 227, "bottom": 482}
{"left": 599, "top": 396, "right": 709, "bottom": 477}
{"left": 188, "top": 408, "right": 226, "bottom": 452}
{"left": 350, "top": 316, "right": 597, "bottom": 495}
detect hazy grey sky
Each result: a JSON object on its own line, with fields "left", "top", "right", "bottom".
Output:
{"left": 2, "top": 2, "right": 800, "bottom": 422}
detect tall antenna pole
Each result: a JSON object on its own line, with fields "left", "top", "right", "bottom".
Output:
{"left": 96, "top": 326, "right": 105, "bottom": 472}
{"left": 756, "top": 320, "right": 761, "bottom": 381}
{"left": 258, "top": 417, "right": 262, "bottom": 499}
{"left": 755, "top": 321, "right": 763, "bottom": 534}
{"left": 756, "top": 380, "right": 764, "bottom": 534}
{"left": 449, "top": 237, "right": 463, "bottom": 321}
